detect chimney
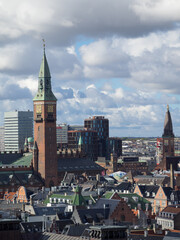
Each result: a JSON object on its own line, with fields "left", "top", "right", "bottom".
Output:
{"left": 170, "top": 163, "right": 174, "bottom": 189}
{"left": 144, "top": 230, "right": 148, "bottom": 237}
{"left": 96, "top": 174, "right": 100, "bottom": 181}
{"left": 30, "top": 196, "right": 33, "bottom": 206}
{"left": 22, "top": 203, "right": 25, "bottom": 212}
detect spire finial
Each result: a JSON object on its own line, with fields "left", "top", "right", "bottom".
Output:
{"left": 42, "top": 38, "right": 45, "bottom": 53}
{"left": 167, "top": 104, "right": 169, "bottom": 111}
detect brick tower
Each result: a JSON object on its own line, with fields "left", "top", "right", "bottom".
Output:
{"left": 33, "top": 46, "right": 58, "bottom": 187}
{"left": 161, "top": 105, "right": 174, "bottom": 170}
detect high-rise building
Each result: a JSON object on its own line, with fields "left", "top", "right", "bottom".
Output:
{"left": 56, "top": 123, "right": 68, "bottom": 148}
{"left": 0, "top": 127, "right": 4, "bottom": 151}
{"left": 68, "top": 129, "right": 98, "bottom": 161}
{"left": 107, "top": 137, "right": 122, "bottom": 159}
{"left": 84, "top": 116, "right": 109, "bottom": 157}
{"left": 4, "top": 111, "right": 33, "bottom": 152}
{"left": 33, "top": 47, "right": 58, "bottom": 187}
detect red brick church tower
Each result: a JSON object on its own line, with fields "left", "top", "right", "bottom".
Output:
{"left": 33, "top": 45, "right": 58, "bottom": 187}
{"left": 162, "top": 105, "right": 174, "bottom": 159}
{"left": 157, "top": 105, "right": 175, "bottom": 170}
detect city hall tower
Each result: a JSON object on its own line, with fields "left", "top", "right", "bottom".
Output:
{"left": 33, "top": 46, "right": 58, "bottom": 187}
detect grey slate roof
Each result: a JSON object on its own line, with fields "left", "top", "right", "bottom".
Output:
{"left": 0, "top": 171, "right": 43, "bottom": 186}
{"left": 138, "top": 185, "right": 159, "bottom": 198}
{"left": 92, "top": 198, "right": 120, "bottom": 215}
{"left": 163, "top": 232, "right": 180, "bottom": 239}
{"left": 62, "top": 224, "right": 89, "bottom": 236}
{"left": 72, "top": 207, "right": 110, "bottom": 224}
{"left": 162, "top": 187, "right": 173, "bottom": 200}
{"left": 34, "top": 206, "right": 66, "bottom": 216}
{"left": 20, "top": 221, "right": 42, "bottom": 233}
{"left": 58, "top": 157, "right": 104, "bottom": 172}
{"left": 135, "top": 175, "right": 170, "bottom": 186}
{"left": 114, "top": 182, "right": 133, "bottom": 192}
{"left": 21, "top": 232, "right": 79, "bottom": 240}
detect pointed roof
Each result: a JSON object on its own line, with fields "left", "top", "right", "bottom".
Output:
{"left": 72, "top": 186, "right": 87, "bottom": 206}
{"left": 33, "top": 141, "right": 38, "bottom": 150}
{"left": 78, "top": 135, "right": 83, "bottom": 146}
{"left": 162, "top": 105, "right": 174, "bottom": 137}
{"left": 39, "top": 52, "right": 51, "bottom": 79}
{"left": 33, "top": 49, "right": 57, "bottom": 101}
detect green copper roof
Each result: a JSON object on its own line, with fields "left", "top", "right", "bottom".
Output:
{"left": 72, "top": 186, "right": 87, "bottom": 206}
{"left": 78, "top": 135, "right": 83, "bottom": 146}
{"left": 0, "top": 153, "right": 32, "bottom": 167}
{"left": 39, "top": 53, "right": 51, "bottom": 79}
{"left": 102, "top": 191, "right": 151, "bottom": 210}
{"left": 27, "top": 137, "right": 34, "bottom": 143}
{"left": 33, "top": 51, "right": 57, "bottom": 101}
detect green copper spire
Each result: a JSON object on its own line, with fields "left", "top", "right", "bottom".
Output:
{"left": 78, "top": 135, "right": 83, "bottom": 146}
{"left": 72, "top": 186, "right": 87, "bottom": 206}
{"left": 33, "top": 46, "right": 57, "bottom": 101}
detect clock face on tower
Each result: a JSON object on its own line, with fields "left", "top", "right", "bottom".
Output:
{"left": 36, "top": 105, "right": 42, "bottom": 113}
{"left": 48, "top": 105, "right": 53, "bottom": 113}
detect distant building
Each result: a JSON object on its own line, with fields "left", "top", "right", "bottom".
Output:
{"left": 4, "top": 111, "right": 33, "bottom": 152}
{"left": 68, "top": 125, "right": 84, "bottom": 131}
{"left": 108, "top": 137, "right": 122, "bottom": 159}
{"left": 0, "top": 126, "right": 4, "bottom": 151}
{"left": 68, "top": 129, "right": 98, "bottom": 161}
{"left": 157, "top": 105, "right": 180, "bottom": 172}
{"left": 84, "top": 116, "right": 109, "bottom": 157}
{"left": 156, "top": 205, "right": 180, "bottom": 230}
{"left": 56, "top": 123, "right": 68, "bottom": 148}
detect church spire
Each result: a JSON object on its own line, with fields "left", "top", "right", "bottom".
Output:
{"left": 162, "top": 105, "right": 174, "bottom": 137}
{"left": 33, "top": 44, "right": 56, "bottom": 101}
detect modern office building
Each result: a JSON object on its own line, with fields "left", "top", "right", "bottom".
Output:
{"left": 0, "top": 126, "right": 4, "bottom": 151}
{"left": 107, "top": 137, "right": 122, "bottom": 159}
{"left": 56, "top": 123, "right": 68, "bottom": 148}
{"left": 84, "top": 116, "right": 109, "bottom": 157}
{"left": 4, "top": 111, "right": 33, "bottom": 152}
{"left": 56, "top": 124, "right": 84, "bottom": 149}
{"left": 68, "top": 129, "right": 98, "bottom": 161}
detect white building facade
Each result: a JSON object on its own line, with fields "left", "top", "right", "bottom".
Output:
{"left": 4, "top": 111, "right": 33, "bottom": 152}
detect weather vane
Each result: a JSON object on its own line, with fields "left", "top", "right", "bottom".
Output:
{"left": 42, "top": 38, "right": 45, "bottom": 52}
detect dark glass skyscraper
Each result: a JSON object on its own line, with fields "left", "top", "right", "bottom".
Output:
{"left": 84, "top": 116, "right": 109, "bottom": 157}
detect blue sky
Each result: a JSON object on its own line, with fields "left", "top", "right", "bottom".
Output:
{"left": 1, "top": 0, "right": 180, "bottom": 137}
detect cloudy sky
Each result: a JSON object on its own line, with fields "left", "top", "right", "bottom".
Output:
{"left": 1, "top": 0, "right": 180, "bottom": 137}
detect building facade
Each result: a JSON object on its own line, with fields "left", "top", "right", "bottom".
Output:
{"left": 68, "top": 129, "right": 98, "bottom": 161}
{"left": 107, "top": 137, "right": 122, "bottom": 159}
{"left": 56, "top": 123, "right": 68, "bottom": 148}
{"left": 4, "top": 111, "right": 33, "bottom": 152}
{"left": 84, "top": 116, "right": 109, "bottom": 157}
{"left": 0, "top": 126, "right": 4, "bottom": 151}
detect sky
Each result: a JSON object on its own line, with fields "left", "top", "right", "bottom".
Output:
{"left": 1, "top": 0, "right": 180, "bottom": 137}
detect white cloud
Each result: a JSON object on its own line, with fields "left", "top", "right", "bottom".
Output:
{"left": 132, "top": 0, "right": 180, "bottom": 23}
{"left": 0, "top": 1, "right": 180, "bottom": 136}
